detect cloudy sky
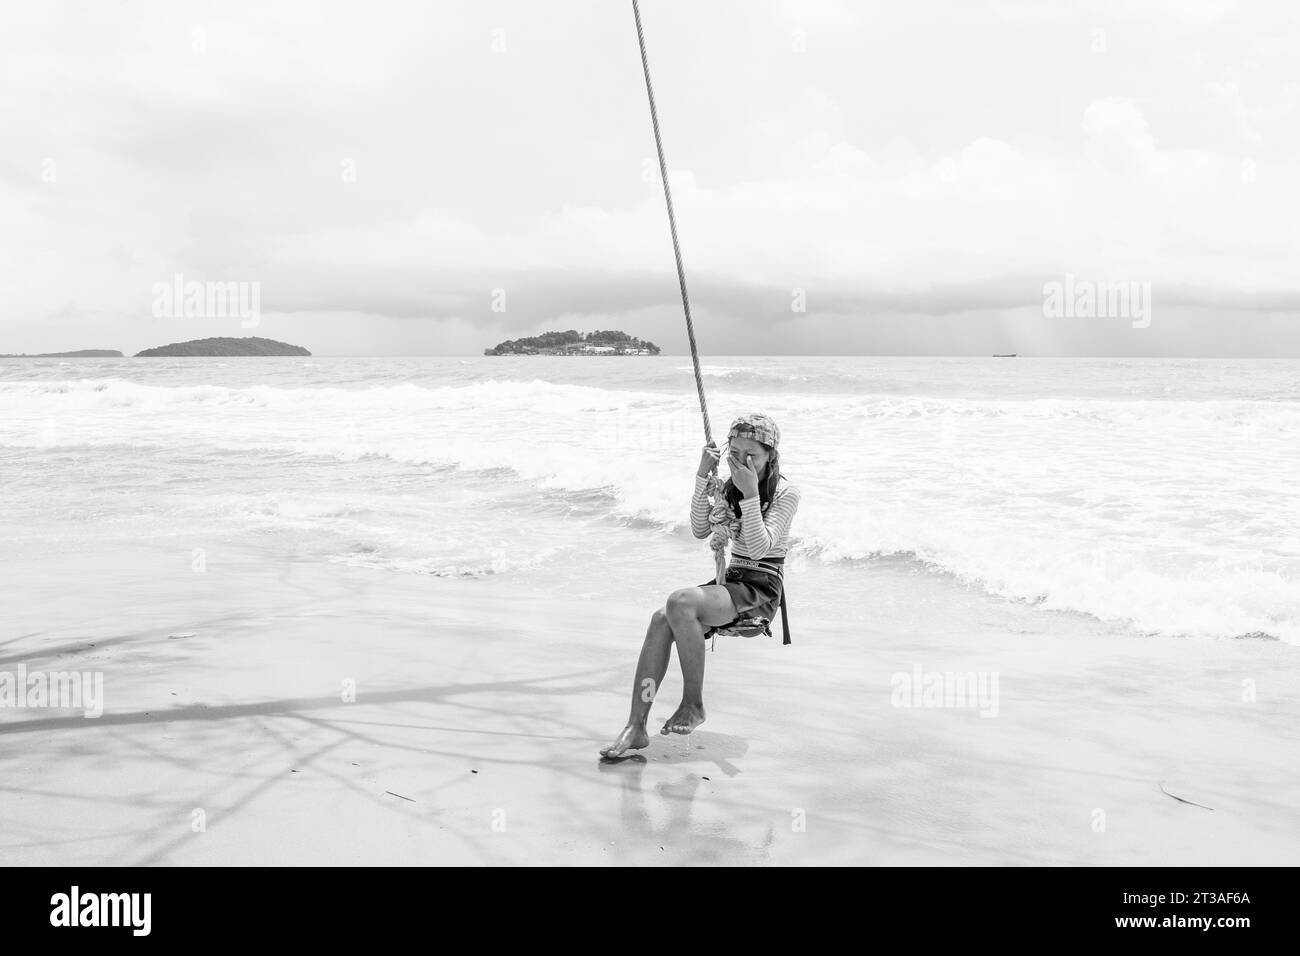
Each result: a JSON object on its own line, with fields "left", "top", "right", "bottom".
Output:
{"left": 2, "top": 0, "right": 1297, "bottom": 356}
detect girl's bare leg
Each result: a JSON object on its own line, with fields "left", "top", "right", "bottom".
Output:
{"left": 599, "top": 608, "right": 674, "bottom": 758}
{"left": 661, "top": 584, "right": 738, "bottom": 735}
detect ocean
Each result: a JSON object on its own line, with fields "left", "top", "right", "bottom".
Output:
{"left": 2, "top": 355, "right": 1297, "bottom": 643}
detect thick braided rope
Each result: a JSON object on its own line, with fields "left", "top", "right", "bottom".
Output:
{"left": 704, "top": 472, "right": 741, "bottom": 584}
{"left": 632, "top": 0, "right": 725, "bottom": 584}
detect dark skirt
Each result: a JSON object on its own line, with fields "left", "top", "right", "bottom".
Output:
{"left": 697, "top": 566, "right": 783, "bottom": 622}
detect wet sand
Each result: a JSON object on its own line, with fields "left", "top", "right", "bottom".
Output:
{"left": 3, "top": 533, "right": 1298, "bottom": 865}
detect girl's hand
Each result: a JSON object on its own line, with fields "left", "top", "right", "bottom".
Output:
{"left": 696, "top": 441, "right": 721, "bottom": 477}
{"left": 729, "top": 449, "right": 760, "bottom": 499}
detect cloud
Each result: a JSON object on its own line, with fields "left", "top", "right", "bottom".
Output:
{"left": 1206, "top": 75, "right": 1298, "bottom": 150}
{"left": 1081, "top": 98, "right": 1157, "bottom": 168}
{"left": 769, "top": 0, "right": 876, "bottom": 31}
{"left": 992, "top": 0, "right": 1238, "bottom": 25}
{"left": 2, "top": 0, "right": 1298, "bottom": 356}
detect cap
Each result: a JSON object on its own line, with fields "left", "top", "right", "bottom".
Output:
{"left": 726, "top": 412, "right": 779, "bottom": 449}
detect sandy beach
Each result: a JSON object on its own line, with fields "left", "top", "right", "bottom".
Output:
{"left": 4, "top": 0, "right": 1300, "bottom": 886}
{"left": 5, "top": 520, "right": 1298, "bottom": 867}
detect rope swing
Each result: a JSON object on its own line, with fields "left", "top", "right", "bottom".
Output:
{"left": 631, "top": 0, "right": 737, "bottom": 588}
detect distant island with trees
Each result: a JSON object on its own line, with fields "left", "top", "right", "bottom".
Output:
{"left": 484, "top": 329, "right": 660, "bottom": 356}
{"left": 136, "top": 336, "right": 310, "bottom": 357}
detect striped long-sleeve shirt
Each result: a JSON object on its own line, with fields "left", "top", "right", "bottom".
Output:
{"left": 690, "top": 473, "right": 801, "bottom": 560}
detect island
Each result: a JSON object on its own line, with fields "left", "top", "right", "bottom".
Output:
{"left": 0, "top": 349, "right": 123, "bottom": 357}
{"left": 484, "top": 330, "right": 660, "bottom": 356}
{"left": 135, "top": 337, "right": 311, "bottom": 357}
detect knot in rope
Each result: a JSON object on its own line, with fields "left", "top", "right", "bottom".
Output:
{"left": 704, "top": 472, "right": 740, "bottom": 584}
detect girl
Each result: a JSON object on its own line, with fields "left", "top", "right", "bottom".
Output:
{"left": 600, "top": 412, "right": 801, "bottom": 758}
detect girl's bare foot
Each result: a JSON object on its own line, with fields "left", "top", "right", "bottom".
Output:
{"left": 600, "top": 723, "right": 650, "bottom": 759}
{"left": 660, "top": 701, "right": 706, "bottom": 735}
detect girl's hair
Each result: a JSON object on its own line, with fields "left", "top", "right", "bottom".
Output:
{"left": 721, "top": 443, "right": 782, "bottom": 518}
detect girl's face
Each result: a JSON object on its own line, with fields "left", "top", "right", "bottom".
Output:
{"left": 726, "top": 435, "right": 771, "bottom": 476}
